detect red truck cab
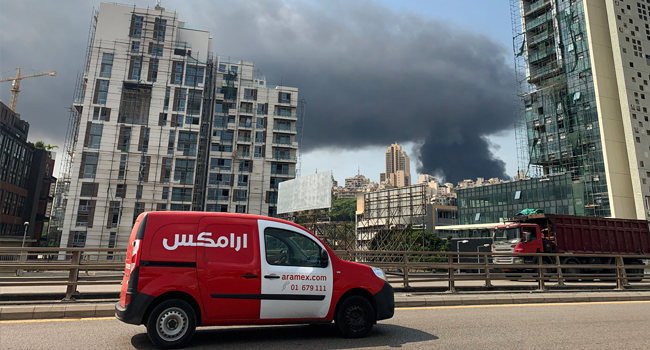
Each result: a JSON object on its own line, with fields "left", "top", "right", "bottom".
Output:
{"left": 115, "top": 212, "right": 394, "bottom": 348}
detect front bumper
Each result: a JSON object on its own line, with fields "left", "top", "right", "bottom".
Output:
{"left": 374, "top": 281, "right": 394, "bottom": 321}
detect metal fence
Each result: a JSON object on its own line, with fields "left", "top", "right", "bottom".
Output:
{"left": 1, "top": 247, "right": 648, "bottom": 301}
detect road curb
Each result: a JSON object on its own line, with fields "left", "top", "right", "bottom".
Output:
{"left": 394, "top": 291, "right": 650, "bottom": 308}
{"left": 1, "top": 292, "right": 649, "bottom": 321}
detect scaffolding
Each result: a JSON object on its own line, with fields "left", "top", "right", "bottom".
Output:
{"left": 356, "top": 185, "right": 428, "bottom": 251}
{"left": 510, "top": 0, "right": 610, "bottom": 217}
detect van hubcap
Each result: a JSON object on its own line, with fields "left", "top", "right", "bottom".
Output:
{"left": 157, "top": 308, "right": 188, "bottom": 341}
{"left": 345, "top": 304, "right": 366, "bottom": 332}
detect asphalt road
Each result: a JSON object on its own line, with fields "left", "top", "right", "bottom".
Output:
{"left": 1, "top": 301, "right": 649, "bottom": 350}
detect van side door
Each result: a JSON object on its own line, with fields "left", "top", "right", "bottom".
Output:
{"left": 257, "top": 219, "right": 333, "bottom": 320}
{"left": 197, "top": 216, "right": 260, "bottom": 321}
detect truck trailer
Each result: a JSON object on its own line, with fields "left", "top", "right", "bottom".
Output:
{"left": 491, "top": 214, "right": 649, "bottom": 280}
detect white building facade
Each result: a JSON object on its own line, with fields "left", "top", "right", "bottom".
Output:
{"left": 59, "top": 3, "right": 298, "bottom": 250}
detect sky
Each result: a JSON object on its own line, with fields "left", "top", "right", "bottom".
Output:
{"left": 0, "top": 0, "right": 518, "bottom": 185}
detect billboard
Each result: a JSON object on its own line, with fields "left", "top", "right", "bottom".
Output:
{"left": 277, "top": 171, "right": 332, "bottom": 214}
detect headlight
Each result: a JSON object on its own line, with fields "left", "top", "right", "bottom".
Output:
{"left": 371, "top": 266, "right": 387, "bottom": 281}
{"left": 513, "top": 258, "right": 524, "bottom": 264}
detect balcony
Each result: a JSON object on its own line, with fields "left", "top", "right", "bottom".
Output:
{"left": 210, "top": 165, "right": 231, "bottom": 171}
{"left": 234, "top": 197, "right": 248, "bottom": 202}
{"left": 239, "top": 108, "right": 254, "bottom": 115}
{"left": 273, "top": 111, "right": 298, "bottom": 119}
{"left": 273, "top": 155, "right": 297, "bottom": 161}
{"left": 526, "top": 12, "right": 553, "bottom": 31}
{"left": 221, "top": 138, "right": 234, "bottom": 145}
{"left": 528, "top": 46, "right": 556, "bottom": 63}
{"left": 272, "top": 139, "right": 292, "bottom": 146}
{"left": 237, "top": 136, "right": 252, "bottom": 143}
{"left": 525, "top": 0, "right": 551, "bottom": 16}
{"left": 238, "top": 122, "right": 253, "bottom": 129}
{"left": 271, "top": 169, "right": 296, "bottom": 176}
{"left": 273, "top": 125, "right": 296, "bottom": 133}
{"left": 211, "top": 196, "right": 229, "bottom": 202}
{"left": 254, "top": 153, "right": 264, "bottom": 158}
{"left": 171, "top": 195, "right": 192, "bottom": 202}
{"left": 237, "top": 182, "right": 248, "bottom": 187}
{"left": 210, "top": 180, "right": 231, "bottom": 186}
{"left": 237, "top": 151, "right": 251, "bottom": 158}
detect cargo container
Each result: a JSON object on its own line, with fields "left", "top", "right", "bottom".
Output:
{"left": 491, "top": 214, "right": 649, "bottom": 279}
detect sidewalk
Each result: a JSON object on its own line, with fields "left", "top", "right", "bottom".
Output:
{"left": 1, "top": 291, "right": 649, "bottom": 321}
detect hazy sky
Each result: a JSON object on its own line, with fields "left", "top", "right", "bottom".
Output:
{"left": 0, "top": 0, "right": 518, "bottom": 185}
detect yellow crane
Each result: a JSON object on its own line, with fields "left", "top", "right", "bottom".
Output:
{"left": 0, "top": 68, "right": 57, "bottom": 111}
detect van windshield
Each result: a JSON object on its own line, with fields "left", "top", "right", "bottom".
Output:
{"left": 493, "top": 227, "right": 521, "bottom": 244}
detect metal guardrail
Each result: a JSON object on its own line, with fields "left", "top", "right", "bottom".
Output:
{"left": 1, "top": 248, "right": 648, "bottom": 301}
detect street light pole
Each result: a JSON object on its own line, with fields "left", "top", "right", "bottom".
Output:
{"left": 21, "top": 222, "right": 30, "bottom": 248}
{"left": 477, "top": 243, "right": 491, "bottom": 273}
{"left": 17, "top": 222, "right": 29, "bottom": 277}
{"left": 456, "top": 240, "right": 469, "bottom": 274}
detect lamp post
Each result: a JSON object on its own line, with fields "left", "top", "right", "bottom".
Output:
{"left": 456, "top": 240, "right": 469, "bottom": 274}
{"left": 21, "top": 222, "right": 29, "bottom": 248}
{"left": 477, "top": 243, "right": 491, "bottom": 273}
{"left": 17, "top": 222, "right": 29, "bottom": 277}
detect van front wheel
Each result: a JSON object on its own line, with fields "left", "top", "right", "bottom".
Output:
{"left": 335, "top": 295, "right": 375, "bottom": 338}
{"left": 146, "top": 299, "right": 196, "bottom": 349}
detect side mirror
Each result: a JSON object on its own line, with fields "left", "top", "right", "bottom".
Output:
{"left": 320, "top": 249, "right": 329, "bottom": 268}
{"left": 524, "top": 232, "right": 532, "bottom": 243}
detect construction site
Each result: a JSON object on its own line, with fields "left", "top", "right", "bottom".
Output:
{"left": 49, "top": 3, "right": 305, "bottom": 252}
{"left": 509, "top": 0, "right": 612, "bottom": 218}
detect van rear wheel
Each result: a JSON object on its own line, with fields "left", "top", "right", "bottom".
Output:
{"left": 335, "top": 295, "right": 375, "bottom": 338}
{"left": 146, "top": 299, "right": 196, "bottom": 349}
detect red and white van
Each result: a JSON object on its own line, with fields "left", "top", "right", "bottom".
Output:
{"left": 115, "top": 212, "right": 394, "bottom": 348}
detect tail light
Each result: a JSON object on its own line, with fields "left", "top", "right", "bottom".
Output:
{"left": 128, "top": 239, "right": 142, "bottom": 274}
{"left": 124, "top": 294, "right": 132, "bottom": 306}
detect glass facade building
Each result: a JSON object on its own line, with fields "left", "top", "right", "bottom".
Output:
{"left": 457, "top": 173, "right": 579, "bottom": 224}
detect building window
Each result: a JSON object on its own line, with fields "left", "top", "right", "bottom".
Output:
{"left": 107, "top": 201, "right": 121, "bottom": 228}
{"left": 207, "top": 188, "right": 230, "bottom": 201}
{"left": 130, "top": 57, "right": 142, "bottom": 80}
{"left": 100, "top": 53, "right": 114, "bottom": 78}
{"left": 187, "top": 89, "right": 202, "bottom": 115}
{"left": 280, "top": 92, "right": 291, "bottom": 104}
{"left": 168, "top": 132, "right": 175, "bottom": 155}
{"left": 162, "top": 186, "right": 169, "bottom": 200}
{"left": 118, "top": 154, "right": 127, "bottom": 180}
{"left": 130, "top": 15, "right": 144, "bottom": 38}
{"left": 80, "top": 183, "right": 99, "bottom": 197}
{"left": 185, "top": 65, "right": 205, "bottom": 86}
{"left": 174, "top": 88, "right": 187, "bottom": 112}
{"left": 206, "top": 204, "right": 228, "bottom": 212}
{"left": 173, "top": 62, "right": 184, "bottom": 85}
{"left": 238, "top": 174, "right": 249, "bottom": 186}
{"left": 136, "top": 185, "right": 143, "bottom": 199}
{"left": 119, "top": 126, "right": 131, "bottom": 152}
{"left": 115, "top": 184, "right": 126, "bottom": 198}
{"left": 236, "top": 205, "right": 246, "bottom": 213}
{"left": 210, "top": 158, "right": 231, "bottom": 171}
{"left": 138, "top": 156, "right": 150, "bottom": 182}
{"left": 118, "top": 83, "right": 152, "bottom": 125}
{"left": 88, "top": 124, "right": 103, "bottom": 149}
{"left": 94, "top": 80, "right": 109, "bottom": 105}
{"left": 236, "top": 190, "right": 248, "bottom": 202}
{"left": 81, "top": 152, "right": 99, "bottom": 179}
{"left": 209, "top": 173, "right": 231, "bottom": 185}
{"left": 154, "top": 18, "right": 167, "bottom": 41}
{"left": 92, "top": 107, "right": 110, "bottom": 121}
{"left": 177, "top": 131, "right": 198, "bottom": 156}
{"left": 151, "top": 43, "right": 164, "bottom": 57}
{"left": 141, "top": 128, "right": 150, "bottom": 152}
{"left": 133, "top": 202, "right": 144, "bottom": 225}
{"left": 131, "top": 41, "right": 140, "bottom": 53}
{"left": 148, "top": 58, "right": 159, "bottom": 82}
{"left": 76, "top": 200, "right": 94, "bottom": 227}
{"left": 71, "top": 231, "right": 87, "bottom": 248}
{"left": 107, "top": 232, "right": 117, "bottom": 260}
{"left": 239, "top": 160, "right": 252, "bottom": 172}
{"left": 172, "top": 187, "right": 193, "bottom": 202}
{"left": 162, "top": 158, "right": 172, "bottom": 183}
{"left": 170, "top": 204, "right": 190, "bottom": 211}
{"left": 164, "top": 87, "right": 170, "bottom": 110}
{"left": 174, "top": 159, "right": 195, "bottom": 184}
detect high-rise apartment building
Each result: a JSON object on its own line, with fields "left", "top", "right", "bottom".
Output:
{"left": 380, "top": 142, "right": 411, "bottom": 187}
{"left": 58, "top": 3, "right": 299, "bottom": 250}
{"left": 511, "top": 0, "right": 650, "bottom": 220}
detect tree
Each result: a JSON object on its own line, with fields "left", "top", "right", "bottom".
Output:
{"left": 328, "top": 198, "right": 356, "bottom": 222}
{"left": 34, "top": 141, "right": 58, "bottom": 156}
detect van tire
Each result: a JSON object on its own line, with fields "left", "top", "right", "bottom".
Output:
{"left": 146, "top": 299, "right": 196, "bottom": 349}
{"left": 335, "top": 295, "right": 375, "bottom": 338}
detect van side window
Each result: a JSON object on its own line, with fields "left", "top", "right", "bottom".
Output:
{"left": 264, "top": 228, "right": 325, "bottom": 267}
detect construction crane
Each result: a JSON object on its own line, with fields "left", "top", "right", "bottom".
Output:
{"left": 0, "top": 68, "right": 57, "bottom": 111}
